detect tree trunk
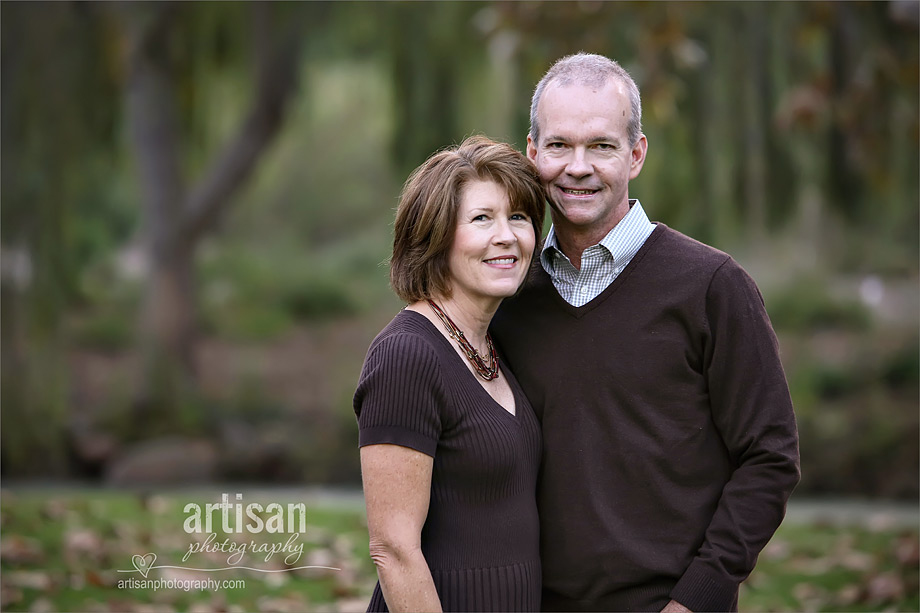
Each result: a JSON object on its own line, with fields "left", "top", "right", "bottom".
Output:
{"left": 119, "top": 2, "right": 308, "bottom": 428}
{"left": 743, "top": 2, "right": 768, "bottom": 248}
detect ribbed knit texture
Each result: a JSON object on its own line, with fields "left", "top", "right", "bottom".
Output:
{"left": 491, "top": 224, "right": 800, "bottom": 613}
{"left": 354, "top": 310, "right": 542, "bottom": 612}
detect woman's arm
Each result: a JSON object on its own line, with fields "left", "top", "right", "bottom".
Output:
{"left": 361, "top": 443, "right": 442, "bottom": 612}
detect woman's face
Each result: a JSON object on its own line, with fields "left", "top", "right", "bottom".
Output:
{"left": 446, "top": 179, "right": 536, "bottom": 309}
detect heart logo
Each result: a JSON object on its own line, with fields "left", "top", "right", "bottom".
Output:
{"left": 131, "top": 553, "right": 157, "bottom": 578}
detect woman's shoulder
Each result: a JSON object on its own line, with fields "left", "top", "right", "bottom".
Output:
{"left": 363, "top": 309, "right": 450, "bottom": 371}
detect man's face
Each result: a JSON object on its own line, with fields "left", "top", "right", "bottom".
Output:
{"left": 527, "top": 80, "right": 647, "bottom": 241}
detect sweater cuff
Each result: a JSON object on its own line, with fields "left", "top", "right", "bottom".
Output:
{"left": 669, "top": 560, "right": 739, "bottom": 612}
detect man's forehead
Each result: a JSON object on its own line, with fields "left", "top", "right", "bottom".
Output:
{"left": 544, "top": 77, "right": 623, "bottom": 98}
{"left": 537, "top": 82, "right": 628, "bottom": 133}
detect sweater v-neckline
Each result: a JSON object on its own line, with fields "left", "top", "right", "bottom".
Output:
{"left": 542, "top": 223, "right": 667, "bottom": 319}
{"left": 401, "top": 309, "right": 520, "bottom": 420}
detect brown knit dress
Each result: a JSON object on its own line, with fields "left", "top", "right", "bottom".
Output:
{"left": 354, "top": 309, "right": 542, "bottom": 612}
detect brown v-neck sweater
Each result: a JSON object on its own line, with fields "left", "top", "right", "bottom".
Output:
{"left": 355, "top": 310, "right": 542, "bottom": 612}
{"left": 491, "top": 223, "right": 800, "bottom": 612}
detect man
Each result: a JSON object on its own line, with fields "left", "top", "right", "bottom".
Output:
{"left": 491, "top": 53, "right": 801, "bottom": 612}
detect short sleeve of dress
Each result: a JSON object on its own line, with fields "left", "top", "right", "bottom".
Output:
{"left": 353, "top": 332, "right": 444, "bottom": 457}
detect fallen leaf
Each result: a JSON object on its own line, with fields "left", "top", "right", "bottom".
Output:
{"left": 762, "top": 538, "right": 791, "bottom": 560}
{"left": 895, "top": 533, "right": 920, "bottom": 567}
{"left": 65, "top": 527, "right": 105, "bottom": 562}
{"left": 41, "top": 498, "right": 69, "bottom": 521}
{"left": 838, "top": 550, "right": 874, "bottom": 571}
{"left": 256, "top": 594, "right": 307, "bottom": 613}
{"left": 145, "top": 495, "right": 173, "bottom": 515}
{"left": 866, "top": 572, "right": 905, "bottom": 605}
{"left": 0, "top": 535, "right": 45, "bottom": 565}
{"left": 834, "top": 583, "right": 861, "bottom": 607}
{"left": 263, "top": 570, "right": 288, "bottom": 589}
{"left": 306, "top": 548, "right": 336, "bottom": 568}
{"left": 0, "top": 584, "right": 23, "bottom": 609}
{"left": 6, "top": 570, "right": 54, "bottom": 590}
{"left": 793, "top": 582, "right": 828, "bottom": 612}
{"left": 334, "top": 596, "right": 370, "bottom": 613}
{"left": 28, "top": 597, "right": 55, "bottom": 613}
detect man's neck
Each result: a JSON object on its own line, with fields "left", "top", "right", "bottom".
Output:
{"left": 551, "top": 205, "right": 630, "bottom": 270}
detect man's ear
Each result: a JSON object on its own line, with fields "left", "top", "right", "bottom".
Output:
{"left": 526, "top": 134, "right": 537, "bottom": 163}
{"left": 629, "top": 134, "right": 648, "bottom": 180}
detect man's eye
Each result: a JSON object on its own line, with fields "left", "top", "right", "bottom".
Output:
{"left": 595, "top": 143, "right": 614, "bottom": 150}
{"left": 546, "top": 142, "right": 565, "bottom": 149}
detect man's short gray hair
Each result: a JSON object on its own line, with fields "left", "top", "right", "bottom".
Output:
{"left": 529, "top": 53, "right": 643, "bottom": 148}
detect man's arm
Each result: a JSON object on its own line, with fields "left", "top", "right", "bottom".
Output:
{"left": 670, "top": 259, "right": 801, "bottom": 612}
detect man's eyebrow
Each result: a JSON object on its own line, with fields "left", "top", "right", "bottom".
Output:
{"left": 542, "top": 135, "right": 621, "bottom": 144}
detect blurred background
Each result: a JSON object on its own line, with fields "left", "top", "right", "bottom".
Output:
{"left": 3, "top": 0, "right": 919, "bottom": 495}
{"left": 0, "top": 1, "right": 918, "bottom": 609}
{"left": 3, "top": 0, "right": 918, "bottom": 496}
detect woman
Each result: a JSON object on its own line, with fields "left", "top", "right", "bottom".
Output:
{"left": 353, "top": 135, "right": 546, "bottom": 612}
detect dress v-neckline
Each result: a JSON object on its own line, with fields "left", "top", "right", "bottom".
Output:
{"left": 403, "top": 309, "right": 519, "bottom": 419}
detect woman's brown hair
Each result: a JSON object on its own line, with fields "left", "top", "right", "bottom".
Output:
{"left": 390, "top": 135, "right": 546, "bottom": 304}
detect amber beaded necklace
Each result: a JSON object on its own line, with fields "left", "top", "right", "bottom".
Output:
{"left": 427, "top": 299, "right": 499, "bottom": 381}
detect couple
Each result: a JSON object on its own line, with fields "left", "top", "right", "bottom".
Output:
{"left": 354, "top": 53, "right": 801, "bottom": 613}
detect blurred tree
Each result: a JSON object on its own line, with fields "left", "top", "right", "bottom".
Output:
{"left": 112, "top": 2, "right": 317, "bottom": 427}
{"left": 384, "top": 1, "right": 484, "bottom": 175}
{"left": 1, "top": 1, "right": 917, "bottom": 485}
{"left": 1, "top": 1, "right": 122, "bottom": 474}
{"left": 499, "top": 1, "right": 918, "bottom": 256}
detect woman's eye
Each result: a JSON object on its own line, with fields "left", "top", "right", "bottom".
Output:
{"left": 511, "top": 213, "right": 529, "bottom": 221}
{"left": 472, "top": 214, "right": 488, "bottom": 222}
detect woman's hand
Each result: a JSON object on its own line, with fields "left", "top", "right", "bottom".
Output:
{"left": 661, "top": 599, "right": 692, "bottom": 613}
{"left": 361, "top": 443, "right": 442, "bottom": 612}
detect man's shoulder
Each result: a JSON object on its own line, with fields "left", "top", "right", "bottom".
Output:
{"left": 654, "top": 224, "right": 729, "bottom": 260}
{"left": 643, "top": 224, "right": 734, "bottom": 273}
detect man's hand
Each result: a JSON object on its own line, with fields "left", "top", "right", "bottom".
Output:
{"left": 661, "top": 599, "right": 692, "bottom": 613}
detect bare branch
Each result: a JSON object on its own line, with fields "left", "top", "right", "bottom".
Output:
{"left": 180, "top": 3, "right": 312, "bottom": 246}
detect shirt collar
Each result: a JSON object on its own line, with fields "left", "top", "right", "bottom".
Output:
{"left": 541, "top": 199, "right": 650, "bottom": 273}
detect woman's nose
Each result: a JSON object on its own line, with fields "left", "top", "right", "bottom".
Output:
{"left": 492, "top": 219, "right": 517, "bottom": 245}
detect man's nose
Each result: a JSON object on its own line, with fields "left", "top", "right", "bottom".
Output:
{"left": 565, "top": 148, "right": 592, "bottom": 178}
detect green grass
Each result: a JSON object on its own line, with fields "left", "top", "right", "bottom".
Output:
{"left": 0, "top": 489, "right": 376, "bottom": 612}
{"left": 1, "top": 490, "right": 917, "bottom": 612}
{"left": 741, "top": 521, "right": 920, "bottom": 612}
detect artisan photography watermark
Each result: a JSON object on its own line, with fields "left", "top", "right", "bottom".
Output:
{"left": 182, "top": 492, "right": 309, "bottom": 565}
{"left": 116, "top": 492, "right": 339, "bottom": 585}
{"left": 117, "top": 576, "right": 246, "bottom": 592}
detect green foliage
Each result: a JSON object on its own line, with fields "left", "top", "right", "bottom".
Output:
{"left": 788, "top": 335, "right": 920, "bottom": 499}
{"left": 1, "top": 1, "right": 917, "bottom": 495}
{"left": 199, "top": 244, "right": 362, "bottom": 342}
{"left": 881, "top": 343, "right": 920, "bottom": 390}
{"left": 280, "top": 280, "right": 357, "bottom": 321}
{"left": 69, "top": 313, "right": 135, "bottom": 353}
{"left": 766, "top": 276, "right": 872, "bottom": 333}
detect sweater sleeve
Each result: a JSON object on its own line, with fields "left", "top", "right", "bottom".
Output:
{"left": 353, "top": 333, "right": 445, "bottom": 457}
{"left": 670, "top": 258, "right": 801, "bottom": 612}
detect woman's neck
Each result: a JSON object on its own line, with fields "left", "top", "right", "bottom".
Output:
{"left": 409, "top": 293, "right": 497, "bottom": 348}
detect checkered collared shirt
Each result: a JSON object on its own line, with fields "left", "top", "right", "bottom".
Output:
{"left": 540, "top": 200, "right": 656, "bottom": 307}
